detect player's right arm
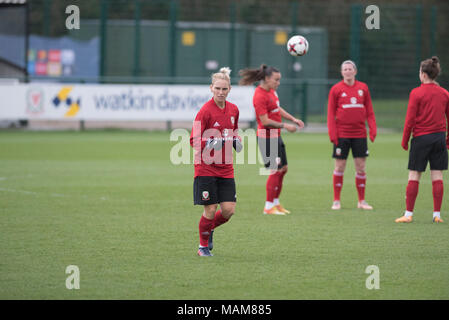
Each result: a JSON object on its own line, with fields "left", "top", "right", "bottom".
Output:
{"left": 258, "top": 113, "right": 297, "bottom": 132}
{"left": 254, "top": 95, "right": 295, "bottom": 132}
{"left": 190, "top": 108, "right": 209, "bottom": 150}
{"left": 327, "top": 85, "right": 339, "bottom": 145}
{"left": 445, "top": 90, "right": 449, "bottom": 149}
{"left": 402, "top": 90, "right": 419, "bottom": 151}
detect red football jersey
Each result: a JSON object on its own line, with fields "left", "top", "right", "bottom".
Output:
{"left": 253, "top": 86, "right": 282, "bottom": 138}
{"left": 402, "top": 83, "right": 449, "bottom": 147}
{"left": 327, "top": 80, "right": 376, "bottom": 141}
{"left": 190, "top": 98, "right": 240, "bottom": 178}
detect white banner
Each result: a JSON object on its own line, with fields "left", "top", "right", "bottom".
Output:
{"left": 0, "top": 83, "right": 256, "bottom": 121}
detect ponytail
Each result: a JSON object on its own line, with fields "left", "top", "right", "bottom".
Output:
{"left": 239, "top": 64, "right": 279, "bottom": 85}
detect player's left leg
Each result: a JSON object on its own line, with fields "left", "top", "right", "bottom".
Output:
{"left": 214, "top": 201, "right": 234, "bottom": 229}
{"left": 396, "top": 170, "right": 421, "bottom": 223}
{"left": 198, "top": 204, "right": 218, "bottom": 256}
{"left": 194, "top": 176, "right": 219, "bottom": 256}
{"left": 429, "top": 134, "right": 447, "bottom": 223}
{"left": 431, "top": 170, "right": 444, "bottom": 223}
{"left": 274, "top": 165, "right": 290, "bottom": 214}
{"left": 208, "top": 179, "right": 237, "bottom": 251}
{"left": 258, "top": 137, "right": 283, "bottom": 215}
{"left": 354, "top": 157, "right": 372, "bottom": 210}
{"left": 208, "top": 201, "right": 236, "bottom": 251}
{"left": 273, "top": 137, "right": 290, "bottom": 214}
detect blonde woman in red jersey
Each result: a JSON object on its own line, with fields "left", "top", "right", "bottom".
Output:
{"left": 239, "top": 64, "right": 305, "bottom": 215}
{"left": 190, "top": 67, "right": 242, "bottom": 256}
{"left": 327, "top": 60, "right": 377, "bottom": 210}
{"left": 396, "top": 56, "right": 449, "bottom": 223}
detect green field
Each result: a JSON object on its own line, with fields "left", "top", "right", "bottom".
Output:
{"left": 1, "top": 130, "right": 448, "bottom": 300}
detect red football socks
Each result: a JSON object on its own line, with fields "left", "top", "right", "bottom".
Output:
{"left": 274, "top": 171, "right": 286, "bottom": 199}
{"left": 432, "top": 180, "right": 444, "bottom": 212}
{"left": 333, "top": 171, "right": 344, "bottom": 201}
{"left": 266, "top": 171, "right": 281, "bottom": 202}
{"left": 198, "top": 215, "right": 214, "bottom": 247}
{"left": 212, "top": 210, "right": 229, "bottom": 229}
{"left": 406, "top": 180, "right": 419, "bottom": 212}
{"left": 355, "top": 173, "right": 367, "bottom": 201}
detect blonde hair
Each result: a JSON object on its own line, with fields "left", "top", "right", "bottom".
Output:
{"left": 211, "top": 67, "right": 231, "bottom": 85}
{"left": 341, "top": 60, "right": 357, "bottom": 70}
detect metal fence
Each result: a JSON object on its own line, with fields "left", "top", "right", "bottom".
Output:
{"left": 2, "top": 0, "right": 449, "bottom": 124}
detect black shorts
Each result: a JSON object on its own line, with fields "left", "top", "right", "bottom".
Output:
{"left": 332, "top": 138, "right": 369, "bottom": 159}
{"left": 258, "top": 136, "right": 288, "bottom": 170}
{"left": 408, "top": 132, "right": 448, "bottom": 172}
{"left": 193, "top": 176, "right": 236, "bottom": 205}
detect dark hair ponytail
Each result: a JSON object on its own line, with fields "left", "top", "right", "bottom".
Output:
{"left": 420, "top": 56, "right": 441, "bottom": 80}
{"left": 239, "top": 64, "right": 280, "bottom": 85}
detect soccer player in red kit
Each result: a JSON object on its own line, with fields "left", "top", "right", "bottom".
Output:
{"left": 239, "top": 64, "right": 304, "bottom": 215}
{"left": 396, "top": 56, "right": 449, "bottom": 223}
{"left": 190, "top": 67, "right": 242, "bottom": 256}
{"left": 327, "top": 60, "right": 377, "bottom": 210}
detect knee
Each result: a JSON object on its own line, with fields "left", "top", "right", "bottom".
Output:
{"left": 334, "top": 160, "right": 346, "bottom": 173}
{"left": 221, "top": 208, "right": 235, "bottom": 219}
{"left": 203, "top": 205, "right": 218, "bottom": 219}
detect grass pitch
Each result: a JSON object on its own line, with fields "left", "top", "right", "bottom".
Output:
{"left": 1, "top": 130, "right": 448, "bottom": 299}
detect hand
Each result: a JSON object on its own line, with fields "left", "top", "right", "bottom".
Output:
{"left": 330, "top": 135, "right": 339, "bottom": 146}
{"left": 233, "top": 137, "right": 243, "bottom": 153}
{"left": 369, "top": 132, "right": 376, "bottom": 143}
{"left": 283, "top": 123, "right": 297, "bottom": 133}
{"left": 401, "top": 141, "right": 408, "bottom": 151}
{"left": 205, "top": 137, "right": 223, "bottom": 151}
{"left": 293, "top": 118, "right": 305, "bottom": 129}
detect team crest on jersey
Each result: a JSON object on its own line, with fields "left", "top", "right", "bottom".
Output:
{"left": 230, "top": 116, "right": 234, "bottom": 124}
{"left": 350, "top": 97, "right": 357, "bottom": 104}
{"left": 202, "top": 191, "right": 210, "bottom": 201}
{"left": 358, "top": 90, "right": 364, "bottom": 96}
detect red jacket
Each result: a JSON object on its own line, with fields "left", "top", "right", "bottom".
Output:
{"left": 402, "top": 83, "right": 449, "bottom": 150}
{"left": 327, "top": 80, "right": 377, "bottom": 144}
{"left": 253, "top": 86, "right": 282, "bottom": 138}
{"left": 190, "top": 99, "right": 240, "bottom": 178}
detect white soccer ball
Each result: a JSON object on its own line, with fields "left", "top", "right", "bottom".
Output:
{"left": 287, "top": 35, "right": 309, "bottom": 57}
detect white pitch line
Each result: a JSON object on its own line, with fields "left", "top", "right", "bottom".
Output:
{"left": 0, "top": 187, "right": 108, "bottom": 201}
{"left": 0, "top": 187, "right": 38, "bottom": 195}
